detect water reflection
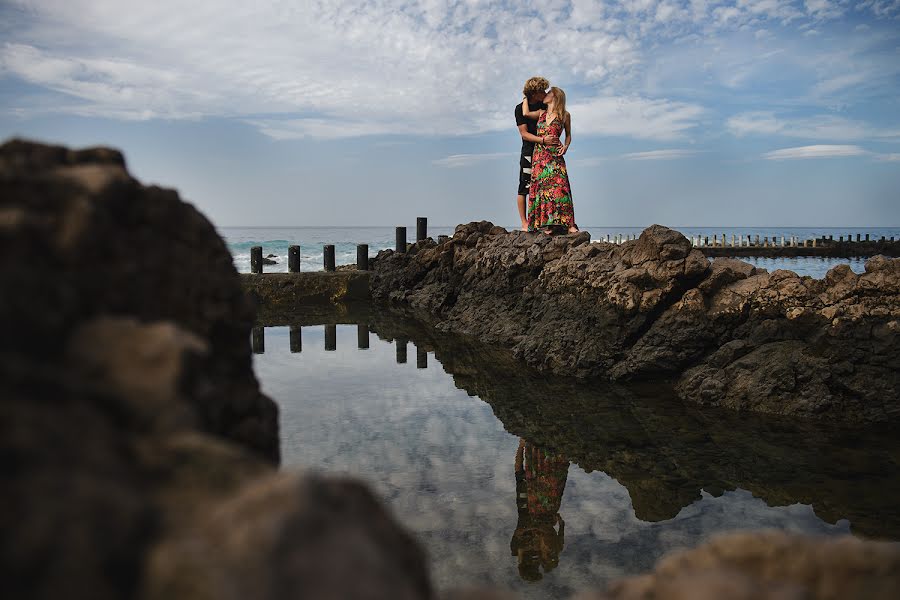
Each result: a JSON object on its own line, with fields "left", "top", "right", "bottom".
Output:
{"left": 251, "top": 307, "right": 900, "bottom": 597}
{"left": 512, "top": 440, "right": 569, "bottom": 581}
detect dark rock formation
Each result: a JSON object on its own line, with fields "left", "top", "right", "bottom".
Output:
{"left": 0, "top": 138, "right": 278, "bottom": 459}
{"left": 370, "top": 222, "right": 900, "bottom": 423}
{"left": 0, "top": 140, "right": 280, "bottom": 599}
{"left": 584, "top": 530, "right": 900, "bottom": 600}
{"left": 0, "top": 140, "right": 430, "bottom": 600}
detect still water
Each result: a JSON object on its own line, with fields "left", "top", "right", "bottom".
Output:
{"left": 252, "top": 314, "right": 900, "bottom": 598}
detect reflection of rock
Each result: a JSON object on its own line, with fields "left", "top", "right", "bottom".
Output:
{"left": 584, "top": 530, "right": 900, "bottom": 600}
{"left": 370, "top": 222, "right": 900, "bottom": 423}
{"left": 346, "top": 307, "right": 900, "bottom": 538}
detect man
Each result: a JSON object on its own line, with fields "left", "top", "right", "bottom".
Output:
{"left": 515, "top": 76, "right": 558, "bottom": 231}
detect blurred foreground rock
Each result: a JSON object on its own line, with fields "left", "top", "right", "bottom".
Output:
{"left": 371, "top": 221, "right": 900, "bottom": 423}
{"left": 582, "top": 530, "right": 900, "bottom": 600}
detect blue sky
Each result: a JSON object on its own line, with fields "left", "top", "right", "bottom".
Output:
{"left": 1, "top": 0, "right": 898, "bottom": 227}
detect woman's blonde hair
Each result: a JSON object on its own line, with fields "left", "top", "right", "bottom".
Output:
{"left": 522, "top": 76, "right": 550, "bottom": 98}
{"left": 548, "top": 86, "right": 568, "bottom": 123}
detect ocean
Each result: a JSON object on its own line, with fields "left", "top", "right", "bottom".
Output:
{"left": 220, "top": 226, "right": 900, "bottom": 279}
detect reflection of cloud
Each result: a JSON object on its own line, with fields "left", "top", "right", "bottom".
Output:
{"left": 432, "top": 153, "right": 515, "bottom": 168}
{"left": 762, "top": 145, "right": 868, "bottom": 160}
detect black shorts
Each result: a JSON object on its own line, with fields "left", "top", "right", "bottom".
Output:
{"left": 517, "top": 154, "right": 532, "bottom": 196}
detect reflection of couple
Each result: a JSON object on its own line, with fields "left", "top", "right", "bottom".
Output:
{"left": 510, "top": 439, "right": 570, "bottom": 582}
{"left": 514, "top": 76, "right": 578, "bottom": 234}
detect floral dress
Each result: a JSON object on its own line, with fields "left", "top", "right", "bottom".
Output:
{"left": 527, "top": 112, "right": 576, "bottom": 231}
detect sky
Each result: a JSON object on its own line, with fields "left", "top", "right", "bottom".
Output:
{"left": 1, "top": 0, "right": 899, "bottom": 227}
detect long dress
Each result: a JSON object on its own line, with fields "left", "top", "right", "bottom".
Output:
{"left": 527, "top": 112, "right": 576, "bottom": 231}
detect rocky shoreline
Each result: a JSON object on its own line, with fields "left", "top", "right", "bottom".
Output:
{"left": 3, "top": 139, "right": 899, "bottom": 599}
{"left": 370, "top": 221, "right": 900, "bottom": 423}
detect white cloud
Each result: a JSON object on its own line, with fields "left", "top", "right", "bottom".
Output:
{"left": 432, "top": 152, "right": 514, "bottom": 168}
{"left": 875, "top": 153, "right": 900, "bottom": 162}
{"left": 571, "top": 96, "right": 705, "bottom": 140}
{"left": 727, "top": 111, "right": 900, "bottom": 141}
{"left": 761, "top": 145, "right": 868, "bottom": 160}
{"left": 1, "top": 0, "right": 898, "bottom": 142}
{"left": 620, "top": 149, "right": 701, "bottom": 159}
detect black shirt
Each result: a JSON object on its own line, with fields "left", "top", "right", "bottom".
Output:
{"left": 515, "top": 100, "right": 547, "bottom": 156}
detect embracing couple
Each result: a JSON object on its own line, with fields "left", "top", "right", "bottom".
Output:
{"left": 515, "top": 76, "right": 578, "bottom": 234}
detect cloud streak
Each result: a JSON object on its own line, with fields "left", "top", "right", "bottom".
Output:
{"left": 432, "top": 152, "right": 515, "bottom": 168}
{"left": 761, "top": 145, "right": 868, "bottom": 160}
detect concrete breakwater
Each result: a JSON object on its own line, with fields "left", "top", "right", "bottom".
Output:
{"left": 369, "top": 221, "right": 900, "bottom": 424}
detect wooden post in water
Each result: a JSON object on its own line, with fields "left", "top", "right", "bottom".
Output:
{"left": 839, "top": 236, "right": 844, "bottom": 242}
{"left": 357, "top": 323, "right": 369, "bottom": 350}
{"left": 396, "top": 226, "right": 407, "bottom": 253}
{"left": 812, "top": 238, "right": 817, "bottom": 247}
{"left": 323, "top": 244, "right": 336, "bottom": 272}
{"left": 764, "top": 236, "right": 769, "bottom": 247}
{"left": 356, "top": 244, "right": 369, "bottom": 271}
{"left": 713, "top": 234, "right": 717, "bottom": 247}
{"left": 416, "top": 347, "right": 427, "bottom": 369}
{"left": 290, "top": 325, "right": 302, "bottom": 353}
{"left": 731, "top": 234, "right": 735, "bottom": 247}
{"left": 856, "top": 233, "right": 861, "bottom": 242}
{"left": 605, "top": 234, "right": 610, "bottom": 243}
{"left": 704, "top": 236, "right": 709, "bottom": 246}
{"left": 396, "top": 338, "right": 408, "bottom": 364}
{"left": 251, "top": 246, "right": 263, "bottom": 274}
{"left": 417, "top": 217, "right": 428, "bottom": 242}
{"left": 866, "top": 233, "right": 870, "bottom": 242}
{"left": 325, "top": 324, "right": 336, "bottom": 351}
{"left": 251, "top": 327, "right": 264, "bottom": 354}
{"left": 754, "top": 234, "right": 759, "bottom": 246}
{"left": 288, "top": 245, "right": 301, "bottom": 272}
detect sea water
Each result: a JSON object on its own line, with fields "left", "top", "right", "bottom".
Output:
{"left": 222, "top": 226, "right": 900, "bottom": 279}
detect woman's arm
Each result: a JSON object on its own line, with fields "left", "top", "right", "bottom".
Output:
{"left": 559, "top": 112, "right": 572, "bottom": 155}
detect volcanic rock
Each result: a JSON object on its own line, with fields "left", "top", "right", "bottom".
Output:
{"left": 370, "top": 221, "right": 900, "bottom": 422}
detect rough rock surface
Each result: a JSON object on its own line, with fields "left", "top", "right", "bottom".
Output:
{"left": 582, "top": 530, "right": 900, "bottom": 600}
{"left": 0, "top": 138, "right": 278, "bottom": 458}
{"left": 370, "top": 221, "right": 900, "bottom": 422}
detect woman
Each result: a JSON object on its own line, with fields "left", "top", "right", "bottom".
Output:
{"left": 521, "top": 87, "right": 577, "bottom": 233}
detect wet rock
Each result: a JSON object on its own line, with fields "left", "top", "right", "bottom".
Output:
{"left": 583, "top": 530, "right": 900, "bottom": 600}
{"left": 371, "top": 221, "right": 900, "bottom": 422}
{"left": 263, "top": 257, "right": 277, "bottom": 265}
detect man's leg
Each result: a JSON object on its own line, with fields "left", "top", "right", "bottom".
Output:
{"left": 517, "top": 194, "right": 528, "bottom": 231}
{"left": 518, "top": 156, "right": 532, "bottom": 231}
